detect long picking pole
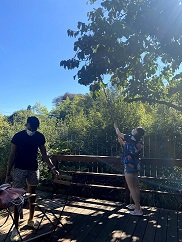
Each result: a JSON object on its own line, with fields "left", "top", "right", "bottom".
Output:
{"left": 102, "top": 87, "right": 116, "bottom": 124}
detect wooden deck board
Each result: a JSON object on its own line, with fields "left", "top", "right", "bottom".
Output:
{"left": 129, "top": 213, "right": 148, "bottom": 242}
{"left": 154, "top": 209, "right": 168, "bottom": 242}
{"left": 142, "top": 207, "right": 159, "bottom": 242}
{"left": 105, "top": 208, "right": 131, "bottom": 242}
{"left": 0, "top": 196, "right": 181, "bottom": 242}
{"left": 178, "top": 212, "right": 182, "bottom": 242}
{"left": 166, "top": 210, "right": 178, "bottom": 242}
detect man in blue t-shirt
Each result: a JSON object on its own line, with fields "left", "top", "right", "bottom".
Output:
{"left": 5, "top": 116, "right": 59, "bottom": 241}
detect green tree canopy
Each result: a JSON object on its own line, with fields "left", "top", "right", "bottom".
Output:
{"left": 60, "top": 0, "right": 182, "bottom": 111}
{"left": 52, "top": 92, "right": 81, "bottom": 108}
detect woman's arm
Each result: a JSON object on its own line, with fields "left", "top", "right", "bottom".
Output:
{"left": 118, "top": 136, "right": 125, "bottom": 146}
{"left": 114, "top": 123, "right": 125, "bottom": 139}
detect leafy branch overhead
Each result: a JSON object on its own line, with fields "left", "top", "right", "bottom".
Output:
{"left": 60, "top": 0, "right": 182, "bottom": 111}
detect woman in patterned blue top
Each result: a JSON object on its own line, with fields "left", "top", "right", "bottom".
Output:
{"left": 114, "top": 123, "right": 145, "bottom": 216}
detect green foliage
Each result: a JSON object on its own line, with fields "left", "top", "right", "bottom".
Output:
{"left": 52, "top": 92, "right": 79, "bottom": 108}
{"left": 1, "top": 89, "right": 182, "bottom": 183}
{"left": 0, "top": 115, "right": 11, "bottom": 183}
{"left": 60, "top": 0, "right": 182, "bottom": 111}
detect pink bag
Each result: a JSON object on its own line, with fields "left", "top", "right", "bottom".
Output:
{"left": 0, "top": 184, "right": 26, "bottom": 208}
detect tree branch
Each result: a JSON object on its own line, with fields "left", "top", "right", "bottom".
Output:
{"left": 125, "top": 97, "right": 182, "bottom": 112}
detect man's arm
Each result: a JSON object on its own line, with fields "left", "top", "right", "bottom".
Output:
{"left": 5, "top": 144, "right": 16, "bottom": 183}
{"left": 39, "top": 145, "right": 59, "bottom": 176}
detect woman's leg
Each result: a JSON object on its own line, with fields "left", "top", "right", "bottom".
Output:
{"left": 125, "top": 173, "right": 141, "bottom": 210}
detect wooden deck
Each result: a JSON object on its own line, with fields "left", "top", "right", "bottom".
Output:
{"left": 0, "top": 196, "right": 181, "bottom": 242}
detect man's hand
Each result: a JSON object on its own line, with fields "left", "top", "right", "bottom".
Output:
{"left": 5, "top": 175, "right": 12, "bottom": 184}
{"left": 52, "top": 168, "right": 59, "bottom": 177}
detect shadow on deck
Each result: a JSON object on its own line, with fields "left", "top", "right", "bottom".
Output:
{"left": 0, "top": 195, "right": 181, "bottom": 242}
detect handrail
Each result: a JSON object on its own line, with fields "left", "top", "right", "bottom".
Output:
{"left": 51, "top": 154, "right": 121, "bottom": 164}
{"left": 49, "top": 155, "right": 182, "bottom": 209}
{"left": 51, "top": 154, "right": 182, "bottom": 167}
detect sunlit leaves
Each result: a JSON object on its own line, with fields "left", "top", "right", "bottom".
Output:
{"left": 60, "top": 0, "right": 182, "bottom": 111}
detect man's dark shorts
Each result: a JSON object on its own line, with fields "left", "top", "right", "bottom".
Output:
{"left": 13, "top": 168, "right": 39, "bottom": 188}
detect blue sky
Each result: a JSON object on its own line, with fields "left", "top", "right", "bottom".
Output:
{"left": 0, "top": 0, "right": 96, "bottom": 115}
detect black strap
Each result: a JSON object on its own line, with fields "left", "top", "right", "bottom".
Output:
{"left": 0, "top": 209, "right": 10, "bottom": 227}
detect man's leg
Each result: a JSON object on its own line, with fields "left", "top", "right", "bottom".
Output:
{"left": 11, "top": 169, "right": 27, "bottom": 241}
{"left": 13, "top": 168, "right": 27, "bottom": 226}
{"left": 27, "top": 185, "right": 37, "bottom": 221}
{"left": 27, "top": 170, "right": 40, "bottom": 228}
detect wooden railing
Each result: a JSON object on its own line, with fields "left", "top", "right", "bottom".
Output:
{"left": 50, "top": 155, "right": 182, "bottom": 209}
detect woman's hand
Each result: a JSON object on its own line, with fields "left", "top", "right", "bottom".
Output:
{"left": 118, "top": 136, "right": 125, "bottom": 146}
{"left": 114, "top": 123, "right": 125, "bottom": 139}
{"left": 128, "top": 164, "right": 135, "bottom": 169}
{"left": 114, "top": 123, "right": 120, "bottom": 135}
{"left": 114, "top": 123, "right": 118, "bottom": 130}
